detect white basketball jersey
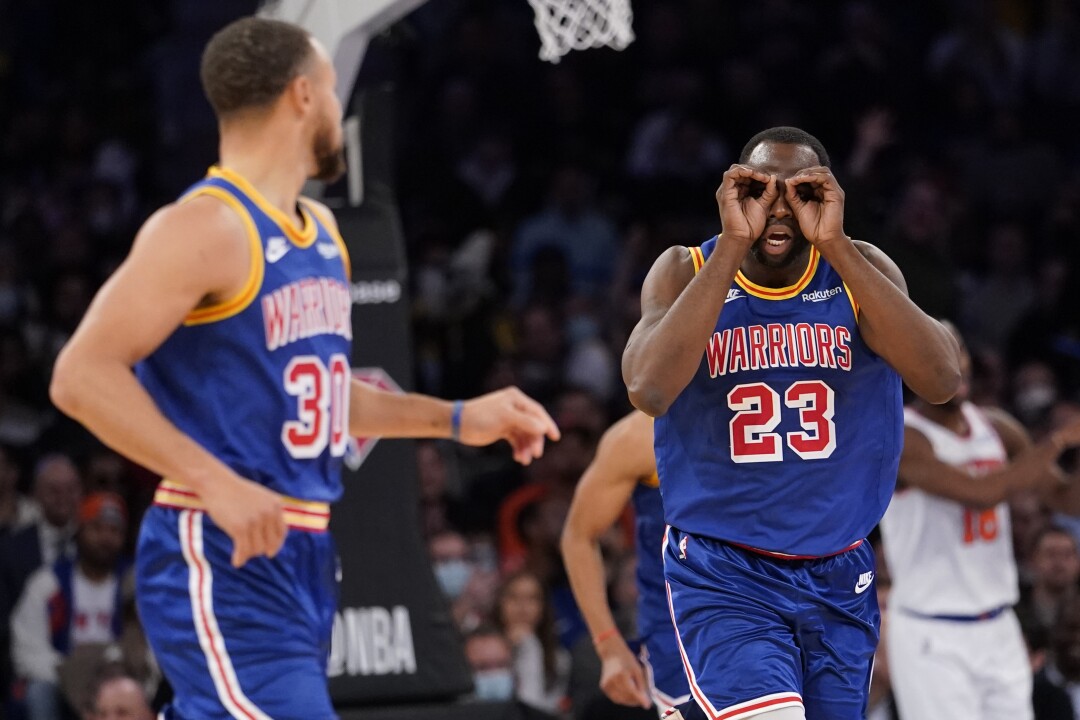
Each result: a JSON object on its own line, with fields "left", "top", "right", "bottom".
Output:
{"left": 880, "top": 403, "right": 1016, "bottom": 615}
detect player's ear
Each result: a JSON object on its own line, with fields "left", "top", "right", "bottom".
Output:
{"left": 284, "top": 73, "right": 313, "bottom": 117}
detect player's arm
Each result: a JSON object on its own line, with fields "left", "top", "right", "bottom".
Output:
{"left": 306, "top": 198, "right": 560, "bottom": 466}
{"left": 898, "top": 415, "right": 1076, "bottom": 509}
{"left": 560, "top": 411, "right": 654, "bottom": 709}
{"left": 780, "top": 166, "right": 960, "bottom": 404}
{"left": 623, "top": 166, "right": 778, "bottom": 417}
{"left": 991, "top": 408, "right": 1080, "bottom": 516}
{"left": 835, "top": 240, "right": 960, "bottom": 403}
{"left": 50, "top": 197, "right": 287, "bottom": 566}
{"left": 348, "top": 382, "right": 559, "bottom": 466}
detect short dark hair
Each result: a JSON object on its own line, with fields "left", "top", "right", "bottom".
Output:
{"left": 200, "top": 17, "right": 314, "bottom": 118}
{"left": 1033, "top": 524, "right": 1078, "bottom": 553}
{"left": 739, "top": 126, "right": 831, "bottom": 168}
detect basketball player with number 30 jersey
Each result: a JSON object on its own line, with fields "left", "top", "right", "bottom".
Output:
{"left": 623, "top": 127, "right": 962, "bottom": 720}
{"left": 51, "top": 17, "right": 558, "bottom": 720}
{"left": 880, "top": 325, "right": 1080, "bottom": 720}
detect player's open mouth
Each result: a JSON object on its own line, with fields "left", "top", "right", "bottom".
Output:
{"left": 761, "top": 229, "right": 793, "bottom": 255}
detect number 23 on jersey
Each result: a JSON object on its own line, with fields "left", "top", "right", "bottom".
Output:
{"left": 728, "top": 380, "right": 836, "bottom": 463}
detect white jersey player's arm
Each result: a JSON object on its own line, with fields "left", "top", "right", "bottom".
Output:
{"left": 560, "top": 410, "right": 654, "bottom": 710}
{"left": 986, "top": 408, "right": 1080, "bottom": 517}
{"left": 898, "top": 410, "right": 1080, "bottom": 510}
{"left": 51, "top": 197, "right": 288, "bottom": 568}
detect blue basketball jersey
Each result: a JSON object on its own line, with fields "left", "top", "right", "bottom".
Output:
{"left": 632, "top": 472, "right": 691, "bottom": 707}
{"left": 631, "top": 474, "right": 668, "bottom": 639}
{"left": 655, "top": 237, "right": 903, "bottom": 556}
{"left": 136, "top": 166, "right": 353, "bottom": 503}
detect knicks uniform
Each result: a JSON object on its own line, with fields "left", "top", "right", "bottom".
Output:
{"left": 632, "top": 473, "right": 691, "bottom": 713}
{"left": 135, "top": 166, "right": 352, "bottom": 720}
{"left": 880, "top": 404, "right": 1031, "bottom": 720}
{"left": 657, "top": 237, "right": 902, "bottom": 720}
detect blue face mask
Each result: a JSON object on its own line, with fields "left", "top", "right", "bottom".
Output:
{"left": 434, "top": 559, "right": 471, "bottom": 598}
{"left": 473, "top": 669, "right": 514, "bottom": 701}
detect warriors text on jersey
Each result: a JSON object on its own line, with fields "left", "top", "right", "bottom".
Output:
{"left": 880, "top": 403, "right": 1015, "bottom": 615}
{"left": 136, "top": 166, "right": 352, "bottom": 504}
{"left": 654, "top": 237, "right": 903, "bottom": 556}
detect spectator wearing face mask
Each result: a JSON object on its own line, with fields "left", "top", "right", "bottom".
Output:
{"left": 463, "top": 626, "right": 557, "bottom": 719}
{"left": 429, "top": 530, "right": 498, "bottom": 632}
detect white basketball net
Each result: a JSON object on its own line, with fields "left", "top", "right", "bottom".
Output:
{"left": 526, "top": 0, "right": 635, "bottom": 63}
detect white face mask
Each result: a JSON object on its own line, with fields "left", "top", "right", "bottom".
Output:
{"left": 434, "top": 559, "right": 472, "bottom": 599}
{"left": 473, "top": 668, "right": 515, "bottom": 701}
{"left": 1016, "top": 384, "right": 1056, "bottom": 418}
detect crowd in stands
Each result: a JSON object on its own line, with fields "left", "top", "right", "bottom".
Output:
{"left": 3, "top": 0, "right": 1080, "bottom": 717}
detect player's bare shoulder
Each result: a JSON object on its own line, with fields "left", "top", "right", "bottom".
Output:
{"left": 641, "top": 245, "right": 698, "bottom": 305}
{"left": 980, "top": 405, "right": 1032, "bottom": 457}
{"left": 595, "top": 410, "right": 656, "bottom": 479}
{"left": 851, "top": 239, "right": 909, "bottom": 295}
{"left": 133, "top": 195, "right": 254, "bottom": 306}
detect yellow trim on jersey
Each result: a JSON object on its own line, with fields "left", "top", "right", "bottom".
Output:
{"left": 843, "top": 282, "right": 860, "bottom": 321}
{"left": 688, "top": 246, "right": 705, "bottom": 274}
{"left": 209, "top": 166, "right": 318, "bottom": 248}
{"left": 300, "top": 198, "right": 352, "bottom": 280}
{"left": 640, "top": 471, "right": 659, "bottom": 488}
{"left": 180, "top": 186, "right": 265, "bottom": 326}
{"left": 154, "top": 480, "right": 330, "bottom": 531}
{"left": 735, "top": 246, "right": 820, "bottom": 300}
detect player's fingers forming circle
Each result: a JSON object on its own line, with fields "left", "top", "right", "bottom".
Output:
{"left": 790, "top": 170, "right": 843, "bottom": 197}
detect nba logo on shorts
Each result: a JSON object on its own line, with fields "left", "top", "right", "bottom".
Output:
{"left": 679, "top": 536, "right": 688, "bottom": 560}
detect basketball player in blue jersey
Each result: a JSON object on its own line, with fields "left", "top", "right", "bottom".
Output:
{"left": 562, "top": 410, "right": 690, "bottom": 716}
{"left": 49, "top": 17, "right": 559, "bottom": 720}
{"left": 622, "top": 126, "right": 962, "bottom": 720}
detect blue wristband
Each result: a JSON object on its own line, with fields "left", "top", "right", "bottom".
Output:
{"left": 451, "top": 400, "right": 464, "bottom": 442}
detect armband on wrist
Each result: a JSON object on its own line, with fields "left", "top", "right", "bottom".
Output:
{"left": 592, "top": 627, "right": 619, "bottom": 647}
{"left": 451, "top": 400, "right": 464, "bottom": 442}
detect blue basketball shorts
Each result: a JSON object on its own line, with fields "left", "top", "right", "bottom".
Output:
{"left": 639, "top": 623, "right": 691, "bottom": 711}
{"left": 136, "top": 505, "right": 339, "bottom": 720}
{"left": 662, "top": 527, "right": 879, "bottom": 720}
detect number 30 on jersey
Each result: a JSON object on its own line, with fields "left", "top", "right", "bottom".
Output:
{"left": 282, "top": 353, "right": 351, "bottom": 459}
{"left": 728, "top": 380, "right": 836, "bottom": 463}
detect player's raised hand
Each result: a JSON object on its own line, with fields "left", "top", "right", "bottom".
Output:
{"left": 784, "top": 166, "right": 848, "bottom": 246}
{"left": 457, "top": 386, "right": 561, "bottom": 465}
{"left": 199, "top": 473, "right": 287, "bottom": 567}
{"left": 716, "top": 164, "right": 778, "bottom": 248}
{"left": 1050, "top": 414, "right": 1080, "bottom": 452}
{"left": 595, "top": 634, "right": 652, "bottom": 709}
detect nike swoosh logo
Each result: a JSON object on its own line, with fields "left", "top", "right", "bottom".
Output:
{"left": 266, "top": 238, "right": 290, "bottom": 263}
{"left": 855, "top": 577, "right": 874, "bottom": 594}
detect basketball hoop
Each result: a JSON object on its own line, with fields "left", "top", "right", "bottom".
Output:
{"left": 526, "top": 0, "right": 635, "bottom": 63}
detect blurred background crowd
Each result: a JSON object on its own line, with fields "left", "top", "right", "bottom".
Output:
{"left": 3, "top": 0, "right": 1080, "bottom": 718}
